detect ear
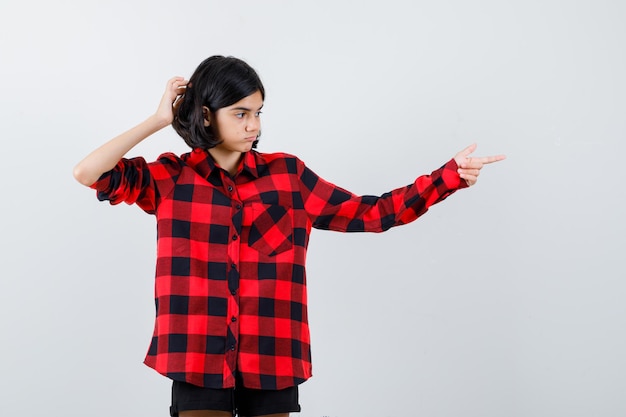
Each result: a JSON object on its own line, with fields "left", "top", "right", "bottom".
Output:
{"left": 202, "top": 106, "right": 211, "bottom": 127}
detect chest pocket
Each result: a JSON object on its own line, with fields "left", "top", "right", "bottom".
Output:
{"left": 244, "top": 203, "right": 293, "bottom": 256}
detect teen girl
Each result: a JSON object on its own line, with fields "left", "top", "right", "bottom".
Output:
{"left": 74, "top": 55, "right": 505, "bottom": 417}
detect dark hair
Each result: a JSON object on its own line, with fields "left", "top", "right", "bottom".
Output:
{"left": 172, "top": 55, "right": 265, "bottom": 149}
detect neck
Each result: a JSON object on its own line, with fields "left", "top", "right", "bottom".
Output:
{"left": 208, "top": 148, "right": 244, "bottom": 176}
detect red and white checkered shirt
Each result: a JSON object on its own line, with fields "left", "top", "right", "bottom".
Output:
{"left": 91, "top": 148, "right": 466, "bottom": 389}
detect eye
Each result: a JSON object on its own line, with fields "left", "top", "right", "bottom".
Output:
{"left": 235, "top": 112, "right": 245, "bottom": 119}
{"left": 255, "top": 111, "right": 263, "bottom": 117}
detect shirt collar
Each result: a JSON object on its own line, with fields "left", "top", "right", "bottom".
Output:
{"left": 240, "top": 150, "right": 259, "bottom": 178}
{"left": 187, "top": 148, "right": 259, "bottom": 179}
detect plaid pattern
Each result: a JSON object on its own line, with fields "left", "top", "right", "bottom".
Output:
{"left": 91, "top": 148, "right": 466, "bottom": 389}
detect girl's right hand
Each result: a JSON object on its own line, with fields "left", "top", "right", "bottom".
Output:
{"left": 155, "top": 76, "right": 188, "bottom": 126}
{"left": 73, "top": 76, "right": 188, "bottom": 187}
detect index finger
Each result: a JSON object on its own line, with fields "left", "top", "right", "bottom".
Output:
{"left": 474, "top": 154, "right": 507, "bottom": 165}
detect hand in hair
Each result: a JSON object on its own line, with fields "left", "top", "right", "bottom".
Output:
{"left": 155, "top": 76, "right": 188, "bottom": 126}
{"left": 73, "top": 76, "right": 189, "bottom": 186}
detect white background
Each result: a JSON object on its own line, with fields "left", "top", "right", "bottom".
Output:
{"left": 1, "top": 1, "right": 625, "bottom": 416}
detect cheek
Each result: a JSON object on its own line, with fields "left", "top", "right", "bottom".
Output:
{"left": 221, "top": 121, "right": 242, "bottom": 137}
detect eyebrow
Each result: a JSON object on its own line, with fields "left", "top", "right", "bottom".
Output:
{"left": 231, "top": 104, "right": 264, "bottom": 112}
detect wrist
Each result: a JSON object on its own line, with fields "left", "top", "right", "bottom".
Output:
{"left": 148, "top": 113, "right": 172, "bottom": 131}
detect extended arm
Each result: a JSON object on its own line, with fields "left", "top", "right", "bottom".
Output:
{"left": 299, "top": 144, "right": 505, "bottom": 232}
{"left": 72, "top": 77, "right": 187, "bottom": 186}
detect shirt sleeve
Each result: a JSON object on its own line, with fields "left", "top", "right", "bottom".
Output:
{"left": 298, "top": 158, "right": 468, "bottom": 232}
{"left": 89, "top": 156, "right": 158, "bottom": 214}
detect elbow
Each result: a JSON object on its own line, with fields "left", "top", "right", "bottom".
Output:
{"left": 72, "top": 164, "right": 97, "bottom": 187}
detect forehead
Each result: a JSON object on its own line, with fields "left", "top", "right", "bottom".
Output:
{"left": 224, "top": 90, "right": 264, "bottom": 110}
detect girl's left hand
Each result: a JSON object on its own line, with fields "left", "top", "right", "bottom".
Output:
{"left": 454, "top": 143, "right": 506, "bottom": 186}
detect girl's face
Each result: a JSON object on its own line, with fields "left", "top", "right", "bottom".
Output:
{"left": 207, "top": 90, "right": 264, "bottom": 155}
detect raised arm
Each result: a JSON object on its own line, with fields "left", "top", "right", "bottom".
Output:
{"left": 72, "top": 76, "right": 188, "bottom": 186}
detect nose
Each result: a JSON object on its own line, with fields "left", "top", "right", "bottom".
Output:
{"left": 246, "top": 115, "right": 260, "bottom": 133}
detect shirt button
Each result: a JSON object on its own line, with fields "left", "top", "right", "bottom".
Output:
{"left": 231, "top": 290, "right": 237, "bottom": 295}
{"left": 230, "top": 345, "right": 236, "bottom": 351}
{"left": 236, "top": 204, "right": 242, "bottom": 210}
{"left": 227, "top": 185, "right": 233, "bottom": 192}
{"left": 231, "top": 317, "right": 237, "bottom": 322}
{"left": 232, "top": 235, "right": 238, "bottom": 241}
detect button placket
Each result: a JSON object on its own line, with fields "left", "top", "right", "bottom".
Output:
{"left": 224, "top": 178, "right": 241, "bottom": 363}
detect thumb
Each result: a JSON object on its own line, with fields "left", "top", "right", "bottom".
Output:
{"left": 460, "top": 143, "right": 477, "bottom": 158}
{"left": 454, "top": 143, "right": 477, "bottom": 165}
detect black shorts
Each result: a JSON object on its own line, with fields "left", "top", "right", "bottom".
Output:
{"left": 170, "top": 377, "right": 301, "bottom": 417}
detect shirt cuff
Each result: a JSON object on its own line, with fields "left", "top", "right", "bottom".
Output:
{"left": 442, "top": 158, "right": 469, "bottom": 191}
